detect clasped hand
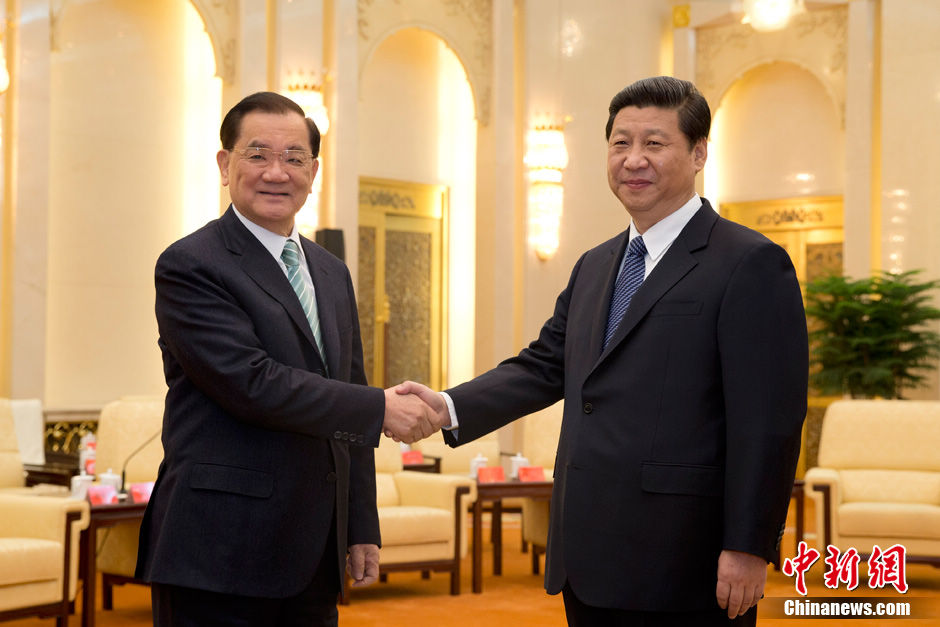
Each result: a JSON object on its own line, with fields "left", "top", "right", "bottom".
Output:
{"left": 382, "top": 381, "right": 449, "bottom": 444}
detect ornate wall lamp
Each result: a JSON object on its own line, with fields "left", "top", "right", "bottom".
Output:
{"left": 741, "top": 0, "right": 805, "bottom": 32}
{"left": 0, "top": 21, "right": 10, "bottom": 93}
{"left": 283, "top": 72, "right": 330, "bottom": 237}
{"left": 525, "top": 124, "right": 568, "bottom": 261}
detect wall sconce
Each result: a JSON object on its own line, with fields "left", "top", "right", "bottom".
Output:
{"left": 741, "top": 0, "right": 804, "bottom": 32}
{"left": 283, "top": 72, "right": 330, "bottom": 238}
{"left": 0, "top": 26, "right": 10, "bottom": 94}
{"left": 284, "top": 72, "right": 330, "bottom": 135}
{"left": 525, "top": 125, "right": 568, "bottom": 261}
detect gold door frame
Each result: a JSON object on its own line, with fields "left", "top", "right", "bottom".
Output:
{"left": 358, "top": 177, "right": 449, "bottom": 390}
{"left": 720, "top": 195, "right": 843, "bottom": 286}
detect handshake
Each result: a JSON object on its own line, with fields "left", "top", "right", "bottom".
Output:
{"left": 382, "top": 381, "right": 450, "bottom": 444}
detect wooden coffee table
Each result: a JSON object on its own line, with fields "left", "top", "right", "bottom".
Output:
{"left": 471, "top": 479, "right": 553, "bottom": 593}
{"left": 79, "top": 497, "right": 148, "bottom": 627}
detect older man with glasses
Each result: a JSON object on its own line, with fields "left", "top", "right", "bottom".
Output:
{"left": 136, "top": 92, "right": 443, "bottom": 627}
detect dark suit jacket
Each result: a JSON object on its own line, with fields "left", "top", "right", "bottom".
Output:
{"left": 444, "top": 200, "right": 807, "bottom": 611}
{"left": 136, "top": 207, "right": 385, "bottom": 598}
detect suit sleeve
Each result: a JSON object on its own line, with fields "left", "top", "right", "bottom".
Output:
{"left": 717, "top": 241, "right": 807, "bottom": 563}
{"left": 155, "top": 242, "right": 386, "bottom": 445}
{"left": 442, "top": 254, "right": 584, "bottom": 446}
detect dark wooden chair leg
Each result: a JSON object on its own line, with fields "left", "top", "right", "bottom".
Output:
{"left": 102, "top": 576, "right": 114, "bottom": 610}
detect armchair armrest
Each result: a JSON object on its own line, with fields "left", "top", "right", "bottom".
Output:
{"left": 0, "top": 494, "right": 89, "bottom": 540}
{"left": 803, "top": 467, "right": 842, "bottom": 550}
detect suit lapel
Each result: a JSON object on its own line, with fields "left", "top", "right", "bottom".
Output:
{"left": 218, "top": 208, "right": 326, "bottom": 368}
{"left": 301, "top": 238, "right": 340, "bottom": 376}
{"left": 593, "top": 203, "right": 718, "bottom": 368}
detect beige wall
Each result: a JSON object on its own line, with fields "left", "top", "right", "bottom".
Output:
{"left": 47, "top": 0, "right": 189, "bottom": 406}
{"left": 880, "top": 0, "right": 940, "bottom": 396}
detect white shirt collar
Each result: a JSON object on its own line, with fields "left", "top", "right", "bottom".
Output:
{"left": 628, "top": 194, "right": 702, "bottom": 263}
{"left": 231, "top": 204, "right": 304, "bottom": 266}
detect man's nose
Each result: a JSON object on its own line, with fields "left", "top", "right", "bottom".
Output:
{"left": 623, "top": 147, "right": 648, "bottom": 169}
{"left": 262, "top": 156, "right": 290, "bottom": 180}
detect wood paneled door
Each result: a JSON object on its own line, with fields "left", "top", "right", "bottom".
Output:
{"left": 357, "top": 177, "right": 448, "bottom": 390}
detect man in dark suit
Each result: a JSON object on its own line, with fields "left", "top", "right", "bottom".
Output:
{"left": 136, "top": 92, "right": 437, "bottom": 626}
{"left": 400, "top": 76, "right": 807, "bottom": 625}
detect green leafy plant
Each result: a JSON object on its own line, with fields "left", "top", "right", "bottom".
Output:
{"left": 805, "top": 270, "right": 940, "bottom": 399}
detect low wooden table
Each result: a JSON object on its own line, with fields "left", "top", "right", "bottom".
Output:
{"left": 24, "top": 462, "right": 78, "bottom": 487}
{"left": 79, "top": 496, "right": 148, "bottom": 627}
{"left": 471, "top": 479, "right": 553, "bottom": 593}
{"left": 403, "top": 455, "right": 441, "bottom": 473}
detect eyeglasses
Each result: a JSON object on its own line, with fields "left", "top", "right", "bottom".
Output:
{"left": 232, "top": 146, "right": 314, "bottom": 169}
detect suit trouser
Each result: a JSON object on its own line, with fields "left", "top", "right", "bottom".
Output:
{"left": 151, "top": 528, "right": 340, "bottom": 627}
{"left": 562, "top": 582, "right": 758, "bottom": 627}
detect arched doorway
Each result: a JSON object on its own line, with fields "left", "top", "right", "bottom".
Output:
{"left": 357, "top": 27, "right": 476, "bottom": 389}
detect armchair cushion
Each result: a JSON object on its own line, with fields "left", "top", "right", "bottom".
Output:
{"left": 378, "top": 506, "right": 453, "bottom": 545}
{"left": 0, "top": 493, "right": 89, "bottom": 610}
{"left": 0, "top": 538, "right": 62, "bottom": 587}
{"left": 840, "top": 503, "right": 940, "bottom": 540}
{"left": 840, "top": 469, "right": 940, "bottom": 504}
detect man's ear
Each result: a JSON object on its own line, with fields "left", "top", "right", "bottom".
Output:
{"left": 308, "top": 159, "right": 320, "bottom": 193}
{"left": 693, "top": 139, "right": 707, "bottom": 172}
{"left": 217, "top": 150, "right": 231, "bottom": 186}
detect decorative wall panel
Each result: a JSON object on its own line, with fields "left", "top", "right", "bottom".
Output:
{"left": 358, "top": 226, "right": 377, "bottom": 383}
{"left": 386, "top": 230, "right": 432, "bottom": 385}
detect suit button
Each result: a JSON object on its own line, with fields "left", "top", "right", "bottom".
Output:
{"left": 334, "top": 431, "right": 342, "bottom": 439}
{"left": 342, "top": 432, "right": 350, "bottom": 441}
{"left": 326, "top": 472, "right": 337, "bottom": 483}
{"left": 583, "top": 402, "right": 593, "bottom": 414}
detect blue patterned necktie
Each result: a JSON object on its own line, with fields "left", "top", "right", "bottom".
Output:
{"left": 281, "top": 240, "right": 327, "bottom": 367}
{"left": 603, "top": 235, "right": 647, "bottom": 350}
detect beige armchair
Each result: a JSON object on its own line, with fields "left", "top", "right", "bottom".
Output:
{"left": 93, "top": 395, "right": 164, "bottom": 608}
{"left": 343, "top": 437, "right": 476, "bottom": 602}
{"left": 0, "top": 399, "right": 24, "bottom": 490}
{"left": 0, "top": 493, "right": 89, "bottom": 625}
{"left": 803, "top": 400, "right": 940, "bottom": 565}
{"left": 411, "top": 431, "right": 501, "bottom": 475}
{"left": 412, "top": 431, "right": 514, "bottom": 538}
{"left": 519, "top": 402, "right": 563, "bottom": 574}
{"left": 0, "top": 398, "right": 66, "bottom": 496}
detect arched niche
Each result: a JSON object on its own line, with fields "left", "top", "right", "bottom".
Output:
{"left": 357, "top": 0, "right": 492, "bottom": 125}
{"left": 709, "top": 61, "right": 844, "bottom": 203}
{"left": 695, "top": 5, "right": 847, "bottom": 128}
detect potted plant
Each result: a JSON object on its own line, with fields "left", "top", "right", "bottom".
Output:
{"left": 805, "top": 270, "right": 940, "bottom": 399}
